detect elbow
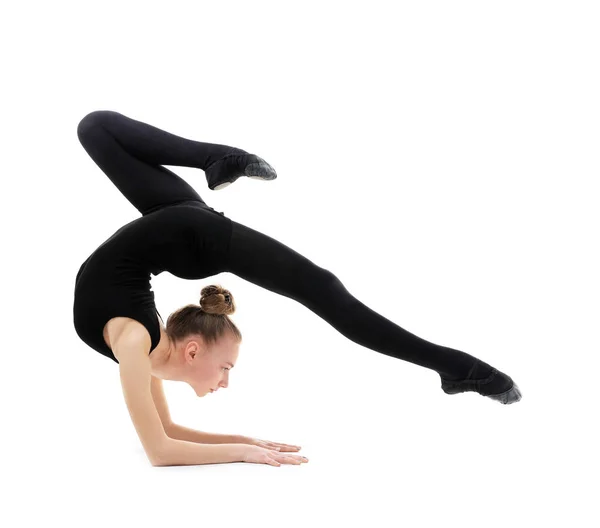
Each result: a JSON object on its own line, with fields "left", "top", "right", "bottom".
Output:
{"left": 150, "top": 451, "right": 171, "bottom": 467}
{"left": 151, "top": 457, "right": 170, "bottom": 467}
{"left": 149, "top": 437, "right": 174, "bottom": 467}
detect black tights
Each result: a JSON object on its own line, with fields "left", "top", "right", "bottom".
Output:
{"left": 226, "top": 221, "right": 479, "bottom": 379}
{"left": 77, "top": 109, "right": 488, "bottom": 381}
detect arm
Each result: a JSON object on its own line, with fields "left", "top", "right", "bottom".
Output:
{"left": 167, "top": 424, "right": 244, "bottom": 444}
{"left": 116, "top": 327, "right": 246, "bottom": 466}
{"left": 150, "top": 374, "right": 244, "bottom": 444}
{"left": 150, "top": 375, "right": 174, "bottom": 432}
{"left": 115, "top": 329, "right": 171, "bottom": 466}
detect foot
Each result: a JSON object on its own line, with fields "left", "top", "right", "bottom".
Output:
{"left": 440, "top": 360, "right": 522, "bottom": 405}
{"left": 204, "top": 146, "right": 277, "bottom": 190}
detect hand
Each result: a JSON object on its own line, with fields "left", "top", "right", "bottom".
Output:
{"left": 238, "top": 435, "right": 303, "bottom": 453}
{"left": 241, "top": 444, "right": 309, "bottom": 467}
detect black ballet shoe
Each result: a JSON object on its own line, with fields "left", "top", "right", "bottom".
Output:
{"left": 440, "top": 361, "right": 522, "bottom": 405}
{"left": 205, "top": 147, "right": 277, "bottom": 190}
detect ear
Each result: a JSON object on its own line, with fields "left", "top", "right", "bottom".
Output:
{"left": 185, "top": 340, "right": 203, "bottom": 362}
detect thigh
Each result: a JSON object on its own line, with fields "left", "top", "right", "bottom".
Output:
{"left": 77, "top": 111, "right": 206, "bottom": 216}
{"left": 225, "top": 220, "right": 336, "bottom": 306}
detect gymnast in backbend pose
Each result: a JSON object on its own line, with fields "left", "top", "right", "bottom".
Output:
{"left": 73, "top": 110, "right": 521, "bottom": 467}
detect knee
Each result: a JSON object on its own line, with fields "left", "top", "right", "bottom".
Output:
{"left": 76, "top": 110, "right": 120, "bottom": 139}
{"left": 307, "top": 266, "right": 347, "bottom": 298}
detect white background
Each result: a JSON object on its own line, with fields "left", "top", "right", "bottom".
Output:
{"left": 2, "top": 0, "right": 598, "bottom": 526}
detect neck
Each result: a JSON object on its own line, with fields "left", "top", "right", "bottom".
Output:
{"left": 150, "top": 336, "right": 185, "bottom": 382}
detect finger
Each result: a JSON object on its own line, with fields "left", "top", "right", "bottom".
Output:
{"left": 273, "top": 445, "right": 297, "bottom": 452}
{"left": 263, "top": 444, "right": 282, "bottom": 451}
{"left": 272, "top": 452, "right": 309, "bottom": 464}
{"left": 261, "top": 439, "right": 294, "bottom": 447}
{"left": 268, "top": 443, "right": 301, "bottom": 451}
{"left": 269, "top": 451, "right": 299, "bottom": 463}
{"left": 276, "top": 456, "right": 302, "bottom": 465}
{"left": 258, "top": 440, "right": 288, "bottom": 451}
{"left": 259, "top": 442, "right": 288, "bottom": 453}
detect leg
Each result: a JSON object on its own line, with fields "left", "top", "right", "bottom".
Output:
{"left": 76, "top": 110, "right": 267, "bottom": 215}
{"left": 225, "top": 220, "right": 521, "bottom": 403}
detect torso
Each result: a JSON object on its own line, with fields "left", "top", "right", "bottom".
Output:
{"left": 103, "top": 313, "right": 166, "bottom": 353}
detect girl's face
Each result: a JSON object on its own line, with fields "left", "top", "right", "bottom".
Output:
{"left": 184, "top": 333, "right": 240, "bottom": 397}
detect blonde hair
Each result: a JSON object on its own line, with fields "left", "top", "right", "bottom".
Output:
{"left": 165, "top": 284, "right": 242, "bottom": 346}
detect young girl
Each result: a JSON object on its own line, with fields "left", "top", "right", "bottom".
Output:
{"left": 73, "top": 110, "right": 521, "bottom": 467}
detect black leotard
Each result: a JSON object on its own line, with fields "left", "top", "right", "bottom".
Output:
{"left": 74, "top": 201, "right": 231, "bottom": 362}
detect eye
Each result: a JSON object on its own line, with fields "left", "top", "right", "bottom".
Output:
{"left": 222, "top": 367, "right": 230, "bottom": 372}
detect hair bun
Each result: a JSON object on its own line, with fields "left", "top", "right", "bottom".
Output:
{"left": 199, "top": 284, "right": 235, "bottom": 315}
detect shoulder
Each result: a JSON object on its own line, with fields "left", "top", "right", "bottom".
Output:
{"left": 111, "top": 318, "right": 152, "bottom": 362}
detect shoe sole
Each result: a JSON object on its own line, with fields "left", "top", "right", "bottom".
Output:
{"left": 213, "top": 181, "right": 233, "bottom": 190}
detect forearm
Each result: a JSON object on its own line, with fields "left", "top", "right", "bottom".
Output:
{"left": 157, "top": 439, "right": 246, "bottom": 466}
{"left": 166, "top": 423, "right": 245, "bottom": 445}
